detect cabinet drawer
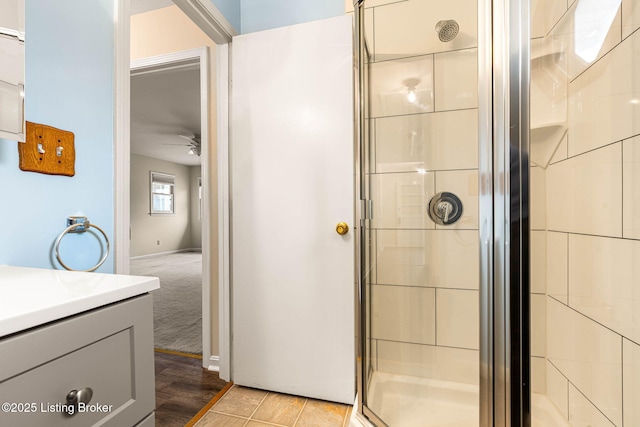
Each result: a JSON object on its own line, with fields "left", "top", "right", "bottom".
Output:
{"left": 0, "top": 295, "right": 154, "bottom": 426}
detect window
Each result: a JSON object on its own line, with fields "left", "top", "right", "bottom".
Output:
{"left": 150, "top": 172, "right": 175, "bottom": 214}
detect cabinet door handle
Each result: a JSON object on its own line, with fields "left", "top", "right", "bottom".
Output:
{"left": 66, "top": 387, "right": 93, "bottom": 414}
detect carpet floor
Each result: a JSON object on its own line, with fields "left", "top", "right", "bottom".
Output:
{"left": 131, "top": 252, "right": 202, "bottom": 354}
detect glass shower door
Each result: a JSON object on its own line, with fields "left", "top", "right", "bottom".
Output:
{"left": 356, "top": 0, "right": 482, "bottom": 425}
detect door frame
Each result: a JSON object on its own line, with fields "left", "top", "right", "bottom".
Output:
{"left": 214, "top": 43, "right": 231, "bottom": 380}
{"left": 129, "top": 48, "right": 211, "bottom": 367}
{"left": 114, "top": 0, "right": 234, "bottom": 370}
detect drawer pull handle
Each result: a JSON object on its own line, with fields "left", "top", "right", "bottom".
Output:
{"left": 66, "top": 387, "right": 93, "bottom": 414}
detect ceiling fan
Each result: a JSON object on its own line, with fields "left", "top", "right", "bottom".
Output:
{"left": 177, "top": 134, "right": 201, "bottom": 156}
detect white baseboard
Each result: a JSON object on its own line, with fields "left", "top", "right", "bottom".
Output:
{"left": 207, "top": 355, "right": 220, "bottom": 372}
{"left": 130, "top": 248, "right": 202, "bottom": 260}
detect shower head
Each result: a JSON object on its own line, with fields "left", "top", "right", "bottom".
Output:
{"left": 435, "top": 20, "right": 459, "bottom": 42}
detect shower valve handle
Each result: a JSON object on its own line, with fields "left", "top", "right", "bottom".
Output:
{"left": 437, "top": 201, "right": 452, "bottom": 223}
{"left": 428, "top": 192, "right": 463, "bottom": 226}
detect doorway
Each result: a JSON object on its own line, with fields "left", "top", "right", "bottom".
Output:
{"left": 115, "top": 0, "right": 235, "bottom": 373}
{"left": 128, "top": 49, "right": 211, "bottom": 360}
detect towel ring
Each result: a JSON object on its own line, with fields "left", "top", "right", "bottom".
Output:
{"left": 54, "top": 216, "right": 110, "bottom": 272}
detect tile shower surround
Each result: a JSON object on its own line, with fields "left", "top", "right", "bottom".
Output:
{"left": 366, "top": 0, "right": 481, "bottom": 388}
{"left": 530, "top": 0, "right": 640, "bottom": 425}
{"left": 353, "top": 0, "right": 640, "bottom": 426}
{"left": 364, "top": 0, "right": 640, "bottom": 425}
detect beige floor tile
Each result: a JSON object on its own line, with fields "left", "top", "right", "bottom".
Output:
{"left": 195, "top": 411, "right": 247, "bottom": 427}
{"left": 213, "top": 385, "right": 269, "bottom": 417}
{"left": 246, "top": 421, "right": 284, "bottom": 427}
{"left": 295, "top": 399, "right": 348, "bottom": 427}
{"left": 252, "top": 392, "right": 306, "bottom": 426}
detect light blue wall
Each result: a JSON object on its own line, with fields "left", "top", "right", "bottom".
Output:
{"left": 0, "top": 0, "right": 115, "bottom": 272}
{"left": 207, "top": 0, "right": 345, "bottom": 34}
{"left": 210, "top": 0, "right": 241, "bottom": 33}
{"left": 241, "top": 0, "right": 344, "bottom": 33}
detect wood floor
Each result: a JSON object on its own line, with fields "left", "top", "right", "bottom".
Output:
{"left": 154, "top": 350, "right": 229, "bottom": 427}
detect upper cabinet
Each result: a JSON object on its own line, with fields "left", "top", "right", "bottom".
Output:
{"left": 0, "top": 0, "right": 25, "bottom": 142}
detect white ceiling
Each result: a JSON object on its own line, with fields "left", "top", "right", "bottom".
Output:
{"left": 130, "top": 67, "right": 202, "bottom": 166}
{"left": 130, "top": 0, "right": 174, "bottom": 15}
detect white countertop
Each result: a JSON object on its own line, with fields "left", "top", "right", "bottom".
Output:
{"left": 0, "top": 265, "right": 160, "bottom": 338}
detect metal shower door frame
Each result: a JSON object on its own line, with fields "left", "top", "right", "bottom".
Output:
{"left": 353, "top": 0, "right": 531, "bottom": 424}
{"left": 489, "top": 0, "right": 531, "bottom": 424}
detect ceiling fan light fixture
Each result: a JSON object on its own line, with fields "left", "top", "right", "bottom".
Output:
{"left": 179, "top": 134, "right": 201, "bottom": 156}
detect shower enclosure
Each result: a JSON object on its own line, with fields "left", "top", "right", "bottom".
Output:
{"left": 354, "top": 0, "right": 640, "bottom": 426}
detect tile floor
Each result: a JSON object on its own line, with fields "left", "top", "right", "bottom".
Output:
{"left": 194, "top": 385, "right": 353, "bottom": 427}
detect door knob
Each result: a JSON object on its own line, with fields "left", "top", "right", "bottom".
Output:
{"left": 336, "top": 222, "right": 349, "bottom": 235}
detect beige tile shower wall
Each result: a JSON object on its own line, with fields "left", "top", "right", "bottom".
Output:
{"left": 624, "top": 339, "right": 640, "bottom": 426}
{"left": 568, "top": 385, "right": 616, "bottom": 427}
{"left": 551, "top": 3, "right": 621, "bottom": 81}
{"left": 530, "top": 230, "right": 546, "bottom": 294}
{"left": 530, "top": 166, "right": 546, "bottom": 231}
{"left": 545, "top": 231, "right": 567, "bottom": 303}
{"left": 367, "top": 0, "right": 480, "bottom": 386}
{"left": 547, "top": 298, "right": 622, "bottom": 425}
{"left": 434, "top": 49, "right": 478, "bottom": 111}
{"left": 568, "top": 26, "right": 637, "bottom": 157}
{"left": 568, "top": 234, "right": 640, "bottom": 343}
{"left": 435, "top": 289, "right": 479, "bottom": 350}
{"left": 541, "top": 5, "right": 640, "bottom": 422}
{"left": 546, "top": 361, "right": 568, "bottom": 420}
{"left": 531, "top": 0, "right": 568, "bottom": 39}
{"left": 371, "top": 284, "right": 436, "bottom": 344}
{"left": 375, "top": 109, "right": 478, "bottom": 173}
{"left": 371, "top": 172, "right": 435, "bottom": 229}
{"left": 369, "top": 55, "right": 434, "bottom": 118}
{"left": 622, "top": 0, "right": 640, "bottom": 39}
{"left": 623, "top": 135, "right": 640, "bottom": 239}
{"left": 530, "top": 161, "right": 547, "bottom": 396}
{"left": 377, "top": 340, "right": 479, "bottom": 385}
{"left": 372, "top": 0, "right": 477, "bottom": 61}
{"left": 549, "top": 134, "right": 568, "bottom": 165}
{"left": 546, "top": 143, "right": 622, "bottom": 237}
{"left": 376, "top": 229, "right": 479, "bottom": 289}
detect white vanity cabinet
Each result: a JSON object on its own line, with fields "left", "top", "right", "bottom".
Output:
{"left": 0, "top": 265, "right": 159, "bottom": 426}
{"left": 0, "top": 295, "right": 155, "bottom": 426}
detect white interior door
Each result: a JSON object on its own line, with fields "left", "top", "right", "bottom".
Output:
{"left": 230, "top": 15, "right": 354, "bottom": 404}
